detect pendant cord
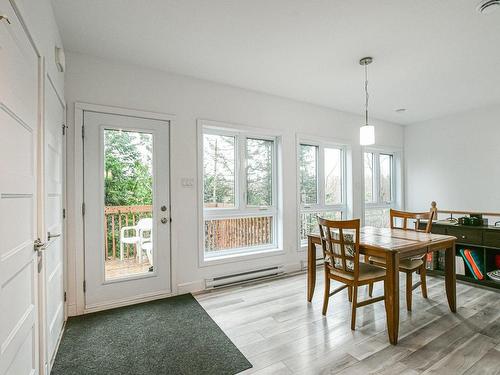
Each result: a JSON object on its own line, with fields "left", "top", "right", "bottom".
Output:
{"left": 364, "top": 63, "right": 369, "bottom": 126}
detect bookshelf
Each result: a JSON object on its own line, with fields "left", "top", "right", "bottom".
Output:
{"left": 422, "top": 222, "right": 500, "bottom": 290}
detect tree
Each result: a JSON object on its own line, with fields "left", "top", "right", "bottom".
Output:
{"left": 299, "top": 145, "right": 317, "bottom": 204}
{"left": 104, "top": 130, "right": 153, "bottom": 258}
{"left": 246, "top": 138, "right": 272, "bottom": 206}
{"left": 104, "top": 130, "right": 153, "bottom": 206}
{"left": 203, "top": 134, "right": 235, "bottom": 207}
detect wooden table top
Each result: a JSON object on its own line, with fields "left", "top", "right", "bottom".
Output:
{"left": 308, "top": 226, "right": 456, "bottom": 254}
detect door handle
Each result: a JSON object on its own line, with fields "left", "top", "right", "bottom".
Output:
{"left": 0, "top": 15, "right": 11, "bottom": 24}
{"left": 48, "top": 232, "right": 61, "bottom": 240}
{"left": 34, "top": 238, "right": 47, "bottom": 252}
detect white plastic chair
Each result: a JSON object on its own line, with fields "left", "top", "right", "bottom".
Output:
{"left": 120, "top": 218, "right": 153, "bottom": 262}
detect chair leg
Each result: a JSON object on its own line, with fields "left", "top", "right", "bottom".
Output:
{"left": 406, "top": 272, "right": 413, "bottom": 311}
{"left": 368, "top": 282, "right": 373, "bottom": 297}
{"left": 322, "top": 275, "right": 331, "bottom": 316}
{"left": 420, "top": 264, "right": 428, "bottom": 299}
{"left": 348, "top": 285, "right": 352, "bottom": 302}
{"left": 351, "top": 285, "right": 358, "bottom": 330}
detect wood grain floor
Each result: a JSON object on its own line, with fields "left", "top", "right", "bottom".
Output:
{"left": 196, "top": 268, "right": 500, "bottom": 375}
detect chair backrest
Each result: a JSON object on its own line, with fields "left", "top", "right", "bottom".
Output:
{"left": 318, "top": 217, "right": 361, "bottom": 280}
{"left": 390, "top": 209, "right": 434, "bottom": 233}
{"left": 137, "top": 218, "right": 153, "bottom": 231}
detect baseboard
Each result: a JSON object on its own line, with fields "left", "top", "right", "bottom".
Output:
{"left": 73, "top": 261, "right": 306, "bottom": 315}
{"left": 83, "top": 290, "right": 173, "bottom": 314}
{"left": 67, "top": 303, "right": 77, "bottom": 317}
{"left": 177, "top": 280, "right": 205, "bottom": 294}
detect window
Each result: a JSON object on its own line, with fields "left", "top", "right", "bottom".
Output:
{"left": 298, "top": 141, "right": 346, "bottom": 246}
{"left": 364, "top": 151, "right": 396, "bottom": 227}
{"left": 202, "top": 126, "right": 279, "bottom": 259}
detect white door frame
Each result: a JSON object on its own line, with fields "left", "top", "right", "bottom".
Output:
{"left": 37, "top": 70, "right": 67, "bottom": 375}
{"left": 72, "top": 103, "right": 176, "bottom": 315}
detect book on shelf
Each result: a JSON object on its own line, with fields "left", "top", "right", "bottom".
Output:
{"left": 459, "top": 249, "right": 484, "bottom": 280}
{"left": 455, "top": 256, "right": 465, "bottom": 276}
{"left": 426, "top": 252, "right": 437, "bottom": 270}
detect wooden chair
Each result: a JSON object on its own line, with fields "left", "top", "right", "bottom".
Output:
{"left": 368, "top": 209, "right": 435, "bottom": 311}
{"left": 318, "top": 217, "right": 386, "bottom": 330}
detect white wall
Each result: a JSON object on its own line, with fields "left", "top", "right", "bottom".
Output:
{"left": 65, "top": 52, "right": 404, "bottom": 314}
{"left": 405, "top": 105, "right": 500, "bottom": 213}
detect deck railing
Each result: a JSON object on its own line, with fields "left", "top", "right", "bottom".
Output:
{"left": 104, "top": 205, "right": 152, "bottom": 260}
{"left": 204, "top": 216, "right": 273, "bottom": 252}
{"left": 105, "top": 206, "right": 274, "bottom": 258}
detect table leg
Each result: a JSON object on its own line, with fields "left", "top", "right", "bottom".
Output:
{"left": 444, "top": 243, "right": 457, "bottom": 312}
{"left": 307, "top": 236, "right": 316, "bottom": 302}
{"left": 384, "top": 251, "right": 400, "bottom": 345}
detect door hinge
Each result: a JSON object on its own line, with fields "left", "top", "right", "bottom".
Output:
{"left": 82, "top": 202, "right": 85, "bottom": 216}
{"left": 83, "top": 280, "right": 86, "bottom": 293}
{"left": 81, "top": 125, "right": 85, "bottom": 139}
{"left": 62, "top": 123, "right": 67, "bottom": 135}
{"left": 62, "top": 208, "right": 66, "bottom": 219}
{"left": 64, "top": 291, "right": 67, "bottom": 302}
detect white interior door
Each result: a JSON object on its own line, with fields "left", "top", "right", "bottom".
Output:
{"left": 83, "top": 111, "right": 171, "bottom": 310}
{"left": 0, "top": 0, "right": 40, "bottom": 374}
{"left": 40, "top": 76, "right": 65, "bottom": 374}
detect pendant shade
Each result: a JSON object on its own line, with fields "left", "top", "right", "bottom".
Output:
{"left": 360, "top": 124, "right": 375, "bottom": 146}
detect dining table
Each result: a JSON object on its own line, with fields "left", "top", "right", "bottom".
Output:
{"left": 307, "top": 226, "right": 457, "bottom": 345}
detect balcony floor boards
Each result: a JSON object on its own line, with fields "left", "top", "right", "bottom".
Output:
{"left": 105, "top": 258, "right": 151, "bottom": 280}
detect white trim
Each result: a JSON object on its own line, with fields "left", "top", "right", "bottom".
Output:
{"left": 361, "top": 145, "right": 403, "bottom": 226}
{"left": 204, "top": 247, "right": 285, "bottom": 265}
{"left": 76, "top": 102, "right": 176, "bottom": 122}
{"left": 197, "top": 119, "right": 283, "bottom": 267}
{"left": 84, "top": 290, "right": 174, "bottom": 314}
{"left": 200, "top": 118, "right": 283, "bottom": 137}
{"left": 72, "top": 102, "right": 176, "bottom": 315}
{"left": 296, "top": 134, "right": 350, "bottom": 250}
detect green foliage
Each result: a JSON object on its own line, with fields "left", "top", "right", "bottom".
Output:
{"left": 104, "top": 130, "right": 153, "bottom": 206}
{"left": 203, "top": 134, "right": 235, "bottom": 207}
{"left": 246, "top": 138, "right": 272, "bottom": 206}
{"left": 299, "top": 145, "right": 318, "bottom": 204}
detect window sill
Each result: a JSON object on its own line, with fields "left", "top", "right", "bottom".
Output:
{"left": 200, "top": 247, "right": 285, "bottom": 267}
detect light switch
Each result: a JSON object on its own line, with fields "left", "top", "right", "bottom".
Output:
{"left": 181, "top": 178, "right": 194, "bottom": 188}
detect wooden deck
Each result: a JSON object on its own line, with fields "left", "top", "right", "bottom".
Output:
{"left": 105, "top": 258, "right": 151, "bottom": 280}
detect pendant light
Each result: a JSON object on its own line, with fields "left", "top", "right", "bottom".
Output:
{"left": 359, "top": 57, "right": 375, "bottom": 146}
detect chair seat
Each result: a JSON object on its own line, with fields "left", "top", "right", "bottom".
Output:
{"left": 369, "top": 256, "right": 423, "bottom": 271}
{"left": 141, "top": 242, "right": 153, "bottom": 251}
{"left": 329, "top": 262, "right": 386, "bottom": 282}
{"left": 121, "top": 237, "right": 140, "bottom": 244}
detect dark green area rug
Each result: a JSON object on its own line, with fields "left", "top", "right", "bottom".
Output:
{"left": 51, "top": 294, "right": 252, "bottom": 375}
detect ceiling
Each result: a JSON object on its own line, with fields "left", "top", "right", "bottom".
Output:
{"left": 51, "top": 0, "right": 500, "bottom": 125}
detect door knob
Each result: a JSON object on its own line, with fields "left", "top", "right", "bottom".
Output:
{"left": 161, "top": 217, "right": 168, "bottom": 224}
{"left": 34, "top": 238, "right": 46, "bottom": 252}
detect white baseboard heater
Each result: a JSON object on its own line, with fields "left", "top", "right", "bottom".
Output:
{"left": 205, "top": 265, "right": 285, "bottom": 289}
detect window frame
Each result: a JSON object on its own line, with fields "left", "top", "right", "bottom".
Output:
{"left": 198, "top": 120, "right": 282, "bottom": 265}
{"left": 362, "top": 147, "right": 399, "bottom": 226}
{"left": 297, "top": 136, "right": 348, "bottom": 249}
